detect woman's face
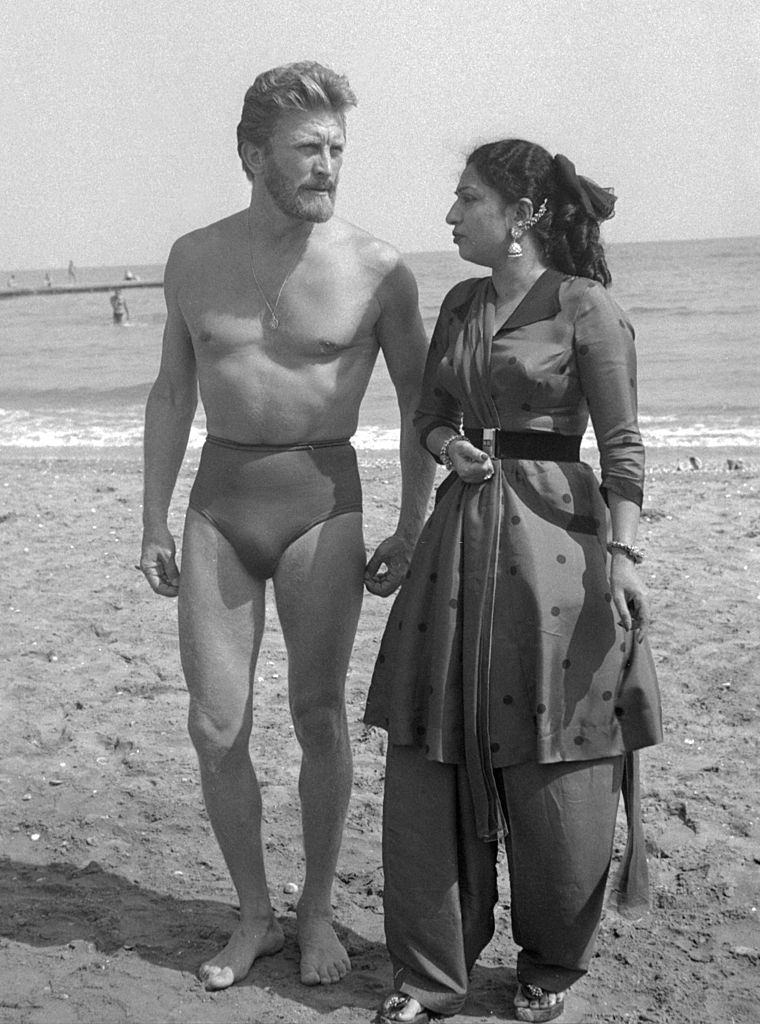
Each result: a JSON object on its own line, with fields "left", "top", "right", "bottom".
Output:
{"left": 446, "top": 164, "right": 515, "bottom": 267}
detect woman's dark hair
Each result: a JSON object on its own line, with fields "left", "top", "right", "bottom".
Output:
{"left": 466, "top": 139, "right": 613, "bottom": 287}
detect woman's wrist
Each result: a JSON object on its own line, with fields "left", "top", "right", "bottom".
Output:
{"left": 439, "top": 433, "right": 466, "bottom": 470}
{"left": 607, "top": 540, "right": 644, "bottom": 565}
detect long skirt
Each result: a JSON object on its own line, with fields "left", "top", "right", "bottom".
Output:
{"left": 383, "top": 743, "right": 624, "bottom": 1016}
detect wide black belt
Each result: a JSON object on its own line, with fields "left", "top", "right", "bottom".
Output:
{"left": 464, "top": 428, "right": 582, "bottom": 462}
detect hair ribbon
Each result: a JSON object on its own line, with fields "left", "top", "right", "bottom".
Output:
{"left": 554, "top": 153, "right": 617, "bottom": 220}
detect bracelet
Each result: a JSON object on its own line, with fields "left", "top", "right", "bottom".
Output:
{"left": 607, "top": 540, "right": 644, "bottom": 565}
{"left": 439, "top": 433, "right": 465, "bottom": 470}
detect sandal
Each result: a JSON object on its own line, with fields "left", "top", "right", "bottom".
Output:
{"left": 379, "top": 991, "right": 430, "bottom": 1024}
{"left": 514, "top": 982, "right": 566, "bottom": 1022}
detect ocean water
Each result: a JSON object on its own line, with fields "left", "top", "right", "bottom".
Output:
{"left": 1, "top": 236, "right": 758, "bottom": 451}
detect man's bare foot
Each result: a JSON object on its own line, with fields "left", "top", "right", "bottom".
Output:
{"left": 297, "top": 912, "right": 351, "bottom": 985}
{"left": 198, "top": 916, "right": 285, "bottom": 991}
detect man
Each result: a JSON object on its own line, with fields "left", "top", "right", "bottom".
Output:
{"left": 139, "top": 62, "right": 434, "bottom": 992}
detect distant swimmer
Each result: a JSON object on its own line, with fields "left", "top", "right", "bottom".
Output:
{"left": 124, "top": 269, "right": 139, "bottom": 281}
{"left": 68, "top": 260, "right": 76, "bottom": 282}
{"left": 44, "top": 272, "right": 52, "bottom": 288}
{"left": 110, "top": 288, "right": 130, "bottom": 325}
{"left": 6, "top": 274, "right": 18, "bottom": 288}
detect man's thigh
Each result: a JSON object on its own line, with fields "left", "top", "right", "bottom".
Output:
{"left": 179, "top": 508, "right": 266, "bottom": 719}
{"left": 273, "top": 512, "right": 365, "bottom": 700}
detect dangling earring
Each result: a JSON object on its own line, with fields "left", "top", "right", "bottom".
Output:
{"left": 507, "top": 224, "right": 524, "bottom": 259}
{"left": 508, "top": 199, "right": 549, "bottom": 258}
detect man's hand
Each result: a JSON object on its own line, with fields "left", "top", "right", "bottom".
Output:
{"left": 364, "top": 534, "right": 414, "bottom": 597}
{"left": 139, "top": 527, "right": 180, "bottom": 598}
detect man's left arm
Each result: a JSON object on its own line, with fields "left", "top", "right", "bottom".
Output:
{"left": 364, "top": 257, "right": 436, "bottom": 597}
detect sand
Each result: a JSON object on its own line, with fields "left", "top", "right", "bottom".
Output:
{"left": 1, "top": 447, "right": 758, "bottom": 1024}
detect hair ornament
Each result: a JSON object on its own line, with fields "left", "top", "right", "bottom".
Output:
{"left": 522, "top": 198, "right": 548, "bottom": 230}
{"left": 553, "top": 154, "right": 617, "bottom": 221}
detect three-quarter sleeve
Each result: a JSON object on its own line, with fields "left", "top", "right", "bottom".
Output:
{"left": 413, "top": 300, "right": 463, "bottom": 459}
{"left": 573, "top": 283, "right": 645, "bottom": 506}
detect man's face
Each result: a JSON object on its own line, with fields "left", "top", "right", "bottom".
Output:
{"left": 262, "top": 108, "right": 346, "bottom": 222}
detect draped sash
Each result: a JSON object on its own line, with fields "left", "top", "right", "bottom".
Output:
{"left": 447, "top": 278, "right": 651, "bottom": 909}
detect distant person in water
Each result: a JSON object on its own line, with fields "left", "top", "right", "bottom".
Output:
{"left": 68, "top": 260, "right": 76, "bottom": 282}
{"left": 7, "top": 274, "right": 18, "bottom": 289}
{"left": 124, "top": 269, "right": 138, "bottom": 281}
{"left": 110, "top": 289, "right": 130, "bottom": 325}
{"left": 44, "top": 272, "right": 52, "bottom": 288}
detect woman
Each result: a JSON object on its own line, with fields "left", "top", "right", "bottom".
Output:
{"left": 364, "top": 139, "right": 662, "bottom": 1023}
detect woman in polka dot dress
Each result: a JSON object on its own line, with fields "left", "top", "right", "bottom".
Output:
{"left": 366, "top": 139, "right": 662, "bottom": 1024}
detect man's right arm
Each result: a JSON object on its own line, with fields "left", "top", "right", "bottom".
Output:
{"left": 363, "top": 254, "right": 436, "bottom": 596}
{"left": 140, "top": 242, "right": 198, "bottom": 597}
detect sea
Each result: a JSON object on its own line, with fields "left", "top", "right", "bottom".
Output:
{"left": 1, "top": 236, "right": 758, "bottom": 454}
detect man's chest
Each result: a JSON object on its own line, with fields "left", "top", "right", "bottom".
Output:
{"left": 180, "top": 263, "right": 380, "bottom": 362}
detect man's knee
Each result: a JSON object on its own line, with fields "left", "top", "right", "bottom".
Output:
{"left": 188, "top": 700, "right": 251, "bottom": 772}
{"left": 290, "top": 700, "right": 347, "bottom": 754}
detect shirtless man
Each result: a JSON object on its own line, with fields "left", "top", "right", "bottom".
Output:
{"left": 139, "top": 62, "right": 434, "bottom": 991}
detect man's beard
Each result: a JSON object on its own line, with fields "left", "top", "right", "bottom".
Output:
{"left": 263, "top": 162, "right": 337, "bottom": 223}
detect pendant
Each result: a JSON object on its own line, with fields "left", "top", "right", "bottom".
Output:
{"left": 268, "top": 312, "right": 279, "bottom": 329}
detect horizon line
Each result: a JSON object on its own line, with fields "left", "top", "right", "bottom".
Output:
{"left": 3, "top": 232, "right": 759, "bottom": 275}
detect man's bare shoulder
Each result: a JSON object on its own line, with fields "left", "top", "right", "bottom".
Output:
{"left": 169, "top": 211, "right": 245, "bottom": 265}
{"left": 163, "top": 214, "right": 246, "bottom": 299}
{"left": 327, "top": 217, "right": 406, "bottom": 276}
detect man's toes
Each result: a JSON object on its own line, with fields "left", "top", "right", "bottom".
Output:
{"left": 308, "top": 964, "right": 337, "bottom": 986}
{"left": 327, "top": 956, "right": 351, "bottom": 983}
{"left": 328, "top": 961, "right": 345, "bottom": 984}
{"left": 198, "top": 964, "right": 235, "bottom": 990}
{"left": 300, "top": 962, "right": 322, "bottom": 986}
{"left": 300, "top": 957, "right": 349, "bottom": 986}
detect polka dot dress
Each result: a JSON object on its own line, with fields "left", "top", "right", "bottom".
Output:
{"left": 364, "top": 270, "right": 662, "bottom": 814}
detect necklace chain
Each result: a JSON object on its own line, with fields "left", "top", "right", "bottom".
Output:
{"left": 247, "top": 209, "right": 307, "bottom": 330}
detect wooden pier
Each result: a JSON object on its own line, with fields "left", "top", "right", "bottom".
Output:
{"left": 0, "top": 280, "right": 163, "bottom": 300}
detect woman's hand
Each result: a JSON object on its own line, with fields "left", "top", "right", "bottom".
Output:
{"left": 449, "top": 438, "right": 494, "bottom": 484}
{"left": 610, "top": 553, "right": 650, "bottom": 641}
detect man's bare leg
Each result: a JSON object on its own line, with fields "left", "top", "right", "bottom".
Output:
{"left": 274, "top": 512, "right": 365, "bottom": 985}
{"left": 179, "top": 510, "right": 285, "bottom": 990}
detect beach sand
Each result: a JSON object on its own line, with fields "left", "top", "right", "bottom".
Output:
{"left": 1, "top": 447, "right": 758, "bottom": 1024}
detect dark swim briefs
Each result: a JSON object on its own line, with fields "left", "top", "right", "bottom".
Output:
{"left": 188, "top": 435, "right": 363, "bottom": 579}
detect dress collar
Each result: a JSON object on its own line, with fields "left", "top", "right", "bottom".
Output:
{"left": 450, "top": 268, "right": 566, "bottom": 331}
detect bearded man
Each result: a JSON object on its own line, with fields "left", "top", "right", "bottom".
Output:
{"left": 139, "top": 62, "right": 434, "bottom": 990}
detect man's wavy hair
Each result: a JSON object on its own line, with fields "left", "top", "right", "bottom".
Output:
{"left": 236, "top": 61, "right": 357, "bottom": 181}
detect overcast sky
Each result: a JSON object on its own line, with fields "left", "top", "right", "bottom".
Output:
{"left": 2, "top": 0, "right": 759, "bottom": 269}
